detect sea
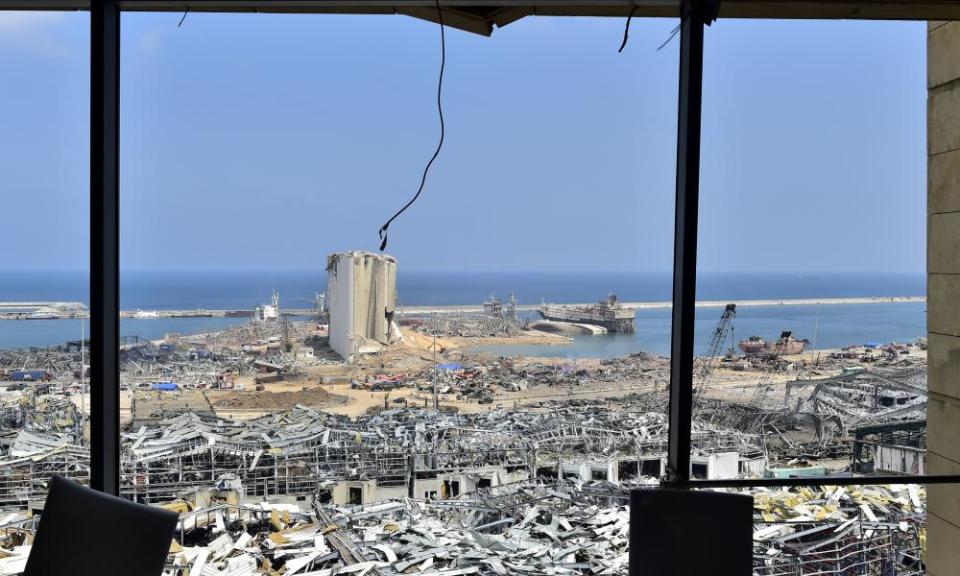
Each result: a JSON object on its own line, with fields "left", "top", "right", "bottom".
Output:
{"left": 0, "top": 271, "right": 927, "bottom": 359}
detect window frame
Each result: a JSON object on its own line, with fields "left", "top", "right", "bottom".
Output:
{"left": 1, "top": 0, "right": 953, "bottom": 495}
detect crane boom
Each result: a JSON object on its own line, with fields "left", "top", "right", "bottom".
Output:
{"left": 694, "top": 303, "right": 736, "bottom": 398}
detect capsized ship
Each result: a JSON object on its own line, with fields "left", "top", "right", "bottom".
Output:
{"left": 537, "top": 294, "right": 636, "bottom": 333}
{"left": 739, "top": 330, "right": 808, "bottom": 356}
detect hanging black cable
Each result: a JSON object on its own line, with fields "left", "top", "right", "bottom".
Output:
{"left": 618, "top": 6, "right": 639, "bottom": 53}
{"left": 378, "top": 0, "right": 446, "bottom": 252}
{"left": 178, "top": 6, "right": 190, "bottom": 27}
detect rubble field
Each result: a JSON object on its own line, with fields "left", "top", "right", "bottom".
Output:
{"left": 0, "top": 317, "right": 934, "bottom": 575}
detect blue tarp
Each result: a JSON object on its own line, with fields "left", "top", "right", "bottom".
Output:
{"left": 865, "top": 341, "right": 883, "bottom": 349}
{"left": 436, "top": 363, "right": 462, "bottom": 372}
{"left": 11, "top": 370, "right": 46, "bottom": 381}
{"left": 150, "top": 382, "right": 179, "bottom": 391}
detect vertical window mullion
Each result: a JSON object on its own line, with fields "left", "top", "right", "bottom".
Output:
{"left": 666, "top": 0, "right": 707, "bottom": 486}
{"left": 90, "top": 0, "right": 121, "bottom": 496}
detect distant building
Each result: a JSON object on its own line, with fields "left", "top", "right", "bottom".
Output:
{"left": 254, "top": 290, "right": 280, "bottom": 323}
{"left": 326, "top": 251, "right": 400, "bottom": 361}
{"left": 296, "top": 346, "right": 315, "bottom": 361}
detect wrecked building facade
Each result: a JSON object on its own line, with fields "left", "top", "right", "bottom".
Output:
{"left": 116, "top": 405, "right": 763, "bottom": 508}
{"left": 326, "top": 251, "right": 401, "bottom": 361}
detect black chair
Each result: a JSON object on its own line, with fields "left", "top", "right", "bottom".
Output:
{"left": 24, "top": 475, "right": 178, "bottom": 576}
{"left": 630, "top": 488, "right": 753, "bottom": 576}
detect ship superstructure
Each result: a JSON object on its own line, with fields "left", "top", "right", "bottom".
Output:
{"left": 254, "top": 290, "right": 280, "bottom": 323}
{"left": 537, "top": 294, "right": 635, "bottom": 333}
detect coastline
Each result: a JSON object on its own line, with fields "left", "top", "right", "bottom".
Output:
{"left": 397, "top": 295, "right": 926, "bottom": 315}
{"left": 0, "top": 295, "right": 925, "bottom": 321}
{"left": 0, "top": 295, "right": 927, "bottom": 351}
{"left": 630, "top": 295, "right": 926, "bottom": 310}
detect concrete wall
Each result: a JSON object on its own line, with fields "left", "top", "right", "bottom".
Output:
{"left": 331, "top": 479, "right": 407, "bottom": 505}
{"left": 327, "top": 253, "right": 355, "bottom": 361}
{"left": 326, "top": 251, "right": 398, "bottom": 361}
{"left": 689, "top": 452, "right": 739, "bottom": 480}
{"left": 739, "top": 455, "right": 766, "bottom": 477}
{"left": 559, "top": 459, "right": 618, "bottom": 483}
{"left": 875, "top": 444, "right": 925, "bottom": 475}
{"left": 708, "top": 452, "right": 739, "bottom": 480}
{"left": 332, "top": 479, "right": 376, "bottom": 505}
{"left": 552, "top": 455, "right": 743, "bottom": 482}
{"left": 928, "top": 20, "right": 960, "bottom": 575}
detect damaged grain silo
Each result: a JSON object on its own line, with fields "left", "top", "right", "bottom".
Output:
{"left": 326, "top": 251, "right": 401, "bottom": 361}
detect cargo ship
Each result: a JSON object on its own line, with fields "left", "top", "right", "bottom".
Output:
{"left": 537, "top": 294, "right": 635, "bottom": 333}
{"left": 739, "top": 331, "right": 808, "bottom": 356}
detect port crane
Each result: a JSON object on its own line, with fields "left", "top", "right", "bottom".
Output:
{"left": 693, "top": 303, "right": 736, "bottom": 401}
{"left": 298, "top": 292, "right": 327, "bottom": 322}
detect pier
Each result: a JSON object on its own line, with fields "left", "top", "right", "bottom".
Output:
{"left": 0, "top": 303, "right": 317, "bottom": 321}
{"left": 0, "top": 296, "right": 925, "bottom": 321}
{"left": 396, "top": 295, "right": 926, "bottom": 315}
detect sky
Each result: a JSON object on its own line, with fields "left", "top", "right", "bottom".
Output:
{"left": 0, "top": 12, "right": 927, "bottom": 274}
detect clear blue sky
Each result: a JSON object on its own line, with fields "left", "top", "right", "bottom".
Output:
{"left": 0, "top": 12, "right": 927, "bottom": 274}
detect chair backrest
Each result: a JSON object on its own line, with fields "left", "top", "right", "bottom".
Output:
{"left": 24, "top": 475, "right": 178, "bottom": 576}
{"left": 630, "top": 488, "right": 753, "bottom": 576}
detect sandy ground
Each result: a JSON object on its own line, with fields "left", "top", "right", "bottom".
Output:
{"left": 444, "top": 331, "right": 571, "bottom": 349}
{"left": 71, "top": 391, "right": 133, "bottom": 425}
{"left": 701, "top": 348, "right": 926, "bottom": 405}
{"left": 71, "top": 337, "right": 925, "bottom": 429}
{"left": 399, "top": 328, "right": 569, "bottom": 353}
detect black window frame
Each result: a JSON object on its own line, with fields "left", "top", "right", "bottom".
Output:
{"left": 2, "top": 0, "right": 957, "bottom": 495}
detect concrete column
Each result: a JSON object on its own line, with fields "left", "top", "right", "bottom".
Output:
{"left": 927, "top": 20, "right": 960, "bottom": 575}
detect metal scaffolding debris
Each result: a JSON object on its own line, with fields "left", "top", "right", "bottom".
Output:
{"left": 0, "top": 318, "right": 934, "bottom": 575}
{"left": 0, "top": 476, "right": 927, "bottom": 576}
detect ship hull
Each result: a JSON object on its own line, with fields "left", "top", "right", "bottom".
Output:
{"left": 739, "top": 338, "right": 807, "bottom": 356}
{"left": 537, "top": 310, "right": 635, "bottom": 333}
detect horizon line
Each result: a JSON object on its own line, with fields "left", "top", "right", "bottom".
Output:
{"left": 0, "top": 269, "right": 928, "bottom": 276}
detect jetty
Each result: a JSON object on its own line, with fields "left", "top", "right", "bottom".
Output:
{"left": 0, "top": 296, "right": 925, "bottom": 320}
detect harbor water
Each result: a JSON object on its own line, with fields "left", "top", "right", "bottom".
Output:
{"left": 0, "top": 271, "right": 927, "bottom": 356}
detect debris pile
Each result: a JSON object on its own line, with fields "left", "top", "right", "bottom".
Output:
{"left": 404, "top": 296, "right": 522, "bottom": 339}
{"left": 410, "top": 314, "right": 521, "bottom": 339}
{"left": 162, "top": 481, "right": 632, "bottom": 576}
{"left": 120, "top": 322, "right": 341, "bottom": 390}
{"left": 404, "top": 353, "right": 670, "bottom": 399}
{"left": 0, "top": 477, "right": 926, "bottom": 576}
{"left": 113, "top": 405, "right": 762, "bottom": 506}
{"left": 752, "top": 484, "right": 925, "bottom": 575}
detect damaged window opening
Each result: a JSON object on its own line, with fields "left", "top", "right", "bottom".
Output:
{"left": 348, "top": 486, "right": 363, "bottom": 506}
{"left": 1, "top": 2, "right": 958, "bottom": 576}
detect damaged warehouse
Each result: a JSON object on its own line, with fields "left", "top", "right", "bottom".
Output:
{"left": 118, "top": 404, "right": 762, "bottom": 506}
{"left": 0, "top": 401, "right": 930, "bottom": 576}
